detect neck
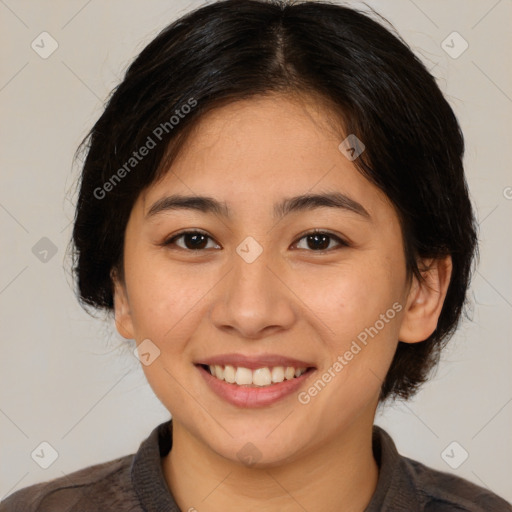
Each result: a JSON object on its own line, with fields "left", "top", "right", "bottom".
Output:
{"left": 162, "top": 416, "right": 379, "bottom": 512}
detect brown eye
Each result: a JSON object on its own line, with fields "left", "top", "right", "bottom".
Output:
{"left": 294, "top": 230, "right": 348, "bottom": 252}
{"left": 164, "top": 231, "right": 220, "bottom": 251}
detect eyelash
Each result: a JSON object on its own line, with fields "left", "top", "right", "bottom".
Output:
{"left": 161, "top": 229, "right": 349, "bottom": 253}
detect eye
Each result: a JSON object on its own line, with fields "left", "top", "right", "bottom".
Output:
{"left": 293, "top": 229, "right": 349, "bottom": 252}
{"left": 163, "top": 230, "right": 220, "bottom": 251}
{"left": 162, "top": 229, "right": 349, "bottom": 252}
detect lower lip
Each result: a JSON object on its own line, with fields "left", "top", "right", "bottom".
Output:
{"left": 196, "top": 365, "right": 315, "bottom": 408}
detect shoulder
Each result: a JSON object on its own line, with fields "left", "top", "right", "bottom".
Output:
{"left": 372, "top": 426, "right": 511, "bottom": 512}
{"left": 402, "top": 456, "right": 512, "bottom": 512}
{"left": 0, "top": 453, "right": 141, "bottom": 512}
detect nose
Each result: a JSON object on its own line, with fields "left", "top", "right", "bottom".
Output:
{"left": 208, "top": 243, "right": 296, "bottom": 340}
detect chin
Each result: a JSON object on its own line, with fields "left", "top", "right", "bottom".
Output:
{"left": 202, "top": 425, "right": 310, "bottom": 468}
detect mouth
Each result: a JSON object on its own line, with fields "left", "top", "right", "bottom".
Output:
{"left": 198, "top": 363, "right": 313, "bottom": 387}
{"left": 194, "top": 354, "right": 316, "bottom": 408}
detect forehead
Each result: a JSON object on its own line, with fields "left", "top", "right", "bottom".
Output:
{"left": 139, "top": 94, "right": 393, "bottom": 220}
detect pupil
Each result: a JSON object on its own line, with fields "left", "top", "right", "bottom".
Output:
{"left": 186, "top": 233, "right": 207, "bottom": 250}
{"left": 308, "top": 234, "right": 329, "bottom": 250}
{"left": 183, "top": 233, "right": 330, "bottom": 250}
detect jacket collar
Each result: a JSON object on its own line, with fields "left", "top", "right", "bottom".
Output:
{"left": 131, "top": 419, "right": 422, "bottom": 512}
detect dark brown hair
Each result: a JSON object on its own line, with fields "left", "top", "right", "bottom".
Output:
{"left": 70, "top": 0, "right": 478, "bottom": 401}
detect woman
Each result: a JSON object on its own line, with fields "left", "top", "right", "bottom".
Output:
{"left": 1, "top": 0, "right": 510, "bottom": 510}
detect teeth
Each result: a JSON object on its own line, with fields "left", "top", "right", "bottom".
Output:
{"left": 285, "top": 367, "right": 295, "bottom": 380}
{"left": 235, "top": 367, "right": 253, "bottom": 385}
{"left": 271, "top": 366, "right": 284, "bottom": 383}
{"left": 206, "top": 364, "right": 308, "bottom": 387}
{"left": 253, "top": 368, "right": 272, "bottom": 386}
{"left": 214, "top": 365, "right": 224, "bottom": 380}
{"left": 224, "top": 365, "right": 236, "bottom": 383}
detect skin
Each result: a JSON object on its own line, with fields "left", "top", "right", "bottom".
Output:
{"left": 113, "top": 93, "right": 452, "bottom": 512}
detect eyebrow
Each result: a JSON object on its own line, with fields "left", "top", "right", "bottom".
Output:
{"left": 145, "top": 192, "right": 371, "bottom": 221}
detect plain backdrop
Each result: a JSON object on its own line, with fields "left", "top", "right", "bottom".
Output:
{"left": 1, "top": 0, "right": 511, "bottom": 503}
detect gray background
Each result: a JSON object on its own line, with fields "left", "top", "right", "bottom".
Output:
{"left": 1, "top": 0, "right": 511, "bottom": 503}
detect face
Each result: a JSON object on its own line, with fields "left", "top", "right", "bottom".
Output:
{"left": 113, "top": 93, "right": 441, "bottom": 466}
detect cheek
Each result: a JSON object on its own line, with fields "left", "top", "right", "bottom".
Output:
{"left": 125, "top": 260, "right": 210, "bottom": 412}
{"left": 307, "top": 259, "right": 404, "bottom": 408}
{"left": 123, "top": 250, "right": 206, "bottom": 344}
{"left": 310, "top": 259, "right": 402, "bottom": 343}
{"left": 305, "top": 263, "right": 403, "bottom": 409}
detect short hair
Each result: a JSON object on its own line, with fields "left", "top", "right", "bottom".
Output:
{"left": 70, "top": 0, "right": 478, "bottom": 402}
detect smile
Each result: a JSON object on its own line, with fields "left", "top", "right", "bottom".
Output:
{"left": 195, "top": 355, "right": 316, "bottom": 408}
{"left": 203, "top": 364, "right": 309, "bottom": 387}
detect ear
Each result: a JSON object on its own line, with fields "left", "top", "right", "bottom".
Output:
{"left": 398, "top": 255, "right": 453, "bottom": 344}
{"left": 111, "top": 268, "right": 135, "bottom": 340}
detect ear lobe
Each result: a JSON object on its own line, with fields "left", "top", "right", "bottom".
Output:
{"left": 398, "top": 255, "right": 453, "bottom": 344}
{"left": 111, "top": 268, "right": 135, "bottom": 340}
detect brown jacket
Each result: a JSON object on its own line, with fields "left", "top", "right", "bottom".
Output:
{"left": 1, "top": 420, "right": 510, "bottom": 511}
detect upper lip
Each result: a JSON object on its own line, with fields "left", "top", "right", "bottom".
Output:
{"left": 195, "top": 353, "right": 316, "bottom": 370}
